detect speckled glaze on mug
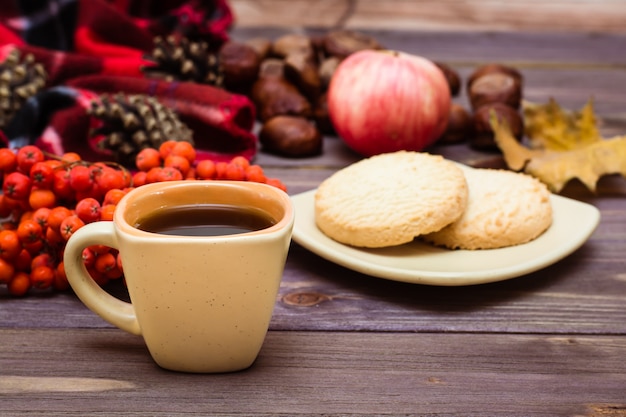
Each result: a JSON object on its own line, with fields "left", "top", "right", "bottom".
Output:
{"left": 63, "top": 181, "right": 294, "bottom": 373}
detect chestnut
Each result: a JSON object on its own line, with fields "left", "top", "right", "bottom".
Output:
{"left": 322, "top": 30, "right": 382, "bottom": 59}
{"left": 218, "top": 41, "right": 261, "bottom": 93}
{"left": 271, "top": 33, "right": 314, "bottom": 58}
{"left": 468, "top": 72, "right": 522, "bottom": 110}
{"left": 251, "top": 59, "right": 312, "bottom": 121}
{"left": 434, "top": 62, "right": 461, "bottom": 97}
{"left": 259, "top": 115, "right": 322, "bottom": 157}
{"left": 284, "top": 52, "right": 322, "bottom": 101}
{"left": 467, "top": 63, "right": 523, "bottom": 90}
{"left": 438, "top": 103, "right": 473, "bottom": 144}
{"left": 470, "top": 102, "right": 524, "bottom": 151}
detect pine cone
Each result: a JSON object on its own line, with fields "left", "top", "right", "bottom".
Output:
{"left": 142, "top": 36, "right": 224, "bottom": 86}
{"left": 0, "top": 49, "right": 47, "bottom": 130}
{"left": 88, "top": 93, "right": 194, "bottom": 166}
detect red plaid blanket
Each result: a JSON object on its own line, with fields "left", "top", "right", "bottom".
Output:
{"left": 0, "top": 0, "right": 257, "bottom": 163}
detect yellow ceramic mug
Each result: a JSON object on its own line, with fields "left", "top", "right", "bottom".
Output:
{"left": 63, "top": 180, "right": 294, "bottom": 373}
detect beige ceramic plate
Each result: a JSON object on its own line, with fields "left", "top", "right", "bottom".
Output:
{"left": 290, "top": 189, "right": 600, "bottom": 286}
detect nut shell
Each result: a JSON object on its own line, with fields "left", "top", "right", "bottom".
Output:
{"left": 434, "top": 62, "right": 461, "bottom": 97}
{"left": 219, "top": 41, "right": 262, "bottom": 92}
{"left": 468, "top": 72, "right": 522, "bottom": 110}
{"left": 467, "top": 63, "right": 523, "bottom": 89}
{"left": 471, "top": 102, "right": 524, "bottom": 151}
{"left": 259, "top": 115, "right": 322, "bottom": 157}
{"left": 322, "top": 30, "right": 382, "bottom": 59}
{"left": 439, "top": 103, "right": 473, "bottom": 144}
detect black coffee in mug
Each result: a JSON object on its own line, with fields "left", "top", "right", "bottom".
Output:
{"left": 135, "top": 204, "right": 276, "bottom": 236}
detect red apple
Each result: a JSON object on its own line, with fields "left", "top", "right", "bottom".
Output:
{"left": 327, "top": 50, "right": 451, "bottom": 156}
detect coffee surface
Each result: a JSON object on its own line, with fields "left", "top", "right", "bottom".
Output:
{"left": 135, "top": 204, "right": 276, "bottom": 236}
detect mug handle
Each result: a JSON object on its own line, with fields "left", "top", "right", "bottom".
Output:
{"left": 63, "top": 221, "right": 142, "bottom": 336}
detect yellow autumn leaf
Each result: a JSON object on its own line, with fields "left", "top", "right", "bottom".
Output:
{"left": 522, "top": 98, "right": 601, "bottom": 151}
{"left": 490, "top": 109, "right": 626, "bottom": 193}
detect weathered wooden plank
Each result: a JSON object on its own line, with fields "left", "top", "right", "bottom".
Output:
{"left": 230, "top": 0, "right": 626, "bottom": 34}
{"left": 231, "top": 27, "right": 626, "bottom": 65}
{"left": 1, "top": 329, "right": 625, "bottom": 416}
{"left": 3, "top": 201, "right": 626, "bottom": 335}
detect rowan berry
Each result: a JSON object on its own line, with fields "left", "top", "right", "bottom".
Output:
{"left": 13, "top": 249, "right": 32, "bottom": 271}
{"left": 82, "top": 247, "right": 96, "bottom": 268}
{"left": 59, "top": 215, "right": 85, "bottom": 241}
{"left": 100, "top": 204, "right": 116, "bottom": 221}
{"left": 3, "top": 171, "right": 32, "bottom": 200}
{"left": 95, "top": 252, "right": 117, "bottom": 274}
{"left": 45, "top": 226, "right": 64, "bottom": 246}
{"left": 17, "top": 219, "right": 43, "bottom": 245}
{"left": 8, "top": 271, "right": 30, "bottom": 296}
{"left": 132, "top": 171, "right": 148, "bottom": 186}
{"left": 265, "top": 178, "right": 287, "bottom": 192}
{"left": 136, "top": 148, "right": 161, "bottom": 172}
{"left": 16, "top": 145, "right": 44, "bottom": 174}
{"left": 32, "top": 207, "right": 51, "bottom": 229}
{"left": 245, "top": 165, "right": 266, "bottom": 183}
{"left": 196, "top": 160, "right": 216, "bottom": 179}
{"left": 47, "top": 206, "right": 72, "bottom": 232}
{"left": 60, "top": 152, "right": 81, "bottom": 163}
{"left": 0, "top": 148, "right": 17, "bottom": 172}
{"left": 170, "top": 141, "right": 196, "bottom": 163}
{"left": 215, "top": 162, "right": 229, "bottom": 179}
{"left": 34, "top": 252, "right": 54, "bottom": 267}
{"left": 164, "top": 155, "right": 190, "bottom": 176}
{"left": 0, "top": 195, "right": 13, "bottom": 218}
{"left": 69, "top": 165, "right": 93, "bottom": 192}
{"left": 156, "top": 166, "right": 183, "bottom": 182}
{"left": 158, "top": 140, "right": 178, "bottom": 160}
{"left": 28, "top": 188, "right": 57, "bottom": 210}
{"left": 30, "top": 265, "right": 55, "bottom": 290}
{"left": 96, "top": 168, "right": 127, "bottom": 194}
{"left": 53, "top": 261, "right": 70, "bottom": 291}
{"left": 230, "top": 156, "right": 250, "bottom": 170}
{"left": 145, "top": 167, "right": 162, "bottom": 184}
{"left": 0, "top": 257, "right": 15, "bottom": 284}
{"left": 52, "top": 169, "right": 74, "bottom": 201}
{"left": 75, "top": 197, "right": 101, "bottom": 224}
{"left": 30, "top": 161, "right": 55, "bottom": 188}
{"left": 225, "top": 163, "right": 245, "bottom": 181}
{"left": 0, "top": 229, "right": 21, "bottom": 261}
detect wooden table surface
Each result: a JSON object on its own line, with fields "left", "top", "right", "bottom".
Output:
{"left": 3, "top": 19, "right": 626, "bottom": 417}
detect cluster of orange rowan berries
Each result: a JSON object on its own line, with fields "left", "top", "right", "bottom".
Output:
{"left": 0, "top": 141, "right": 286, "bottom": 297}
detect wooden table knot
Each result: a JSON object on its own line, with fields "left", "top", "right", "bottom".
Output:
{"left": 281, "top": 291, "right": 330, "bottom": 307}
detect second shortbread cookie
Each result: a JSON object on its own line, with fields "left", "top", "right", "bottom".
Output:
{"left": 423, "top": 166, "right": 553, "bottom": 250}
{"left": 314, "top": 151, "right": 468, "bottom": 248}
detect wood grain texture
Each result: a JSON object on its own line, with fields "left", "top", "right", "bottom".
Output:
{"left": 2, "top": 22, "right": 626, "bottom": 416}
{"left": 230, "top": 0, "right": 626, "bottom": 33}
{"left": 1, "top": 329, "right": 626, "bottom": 416}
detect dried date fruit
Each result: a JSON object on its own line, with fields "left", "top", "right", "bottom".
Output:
{"left": 438, "top": 103, "right": 472, "bottom": 144}
{"left": 471, "top": 102, "right": 523, "bottom": 151}
{"left": 259, "top": 115, "right": 322, "bottom": 157}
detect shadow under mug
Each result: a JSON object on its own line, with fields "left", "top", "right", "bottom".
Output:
{"left": 63, "top": 180, "right": 295, "bottom": 373}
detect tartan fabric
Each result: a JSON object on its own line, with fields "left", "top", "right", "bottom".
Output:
{"left": 0, "top": 0, "right": 256, "bottom": 163}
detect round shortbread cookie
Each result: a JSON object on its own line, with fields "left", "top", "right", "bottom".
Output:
{"left": 314, "top": 151, "right": 468, "bottom": 248}
{"left": 423, "top": 166, "right": 553, "bottom": 250}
